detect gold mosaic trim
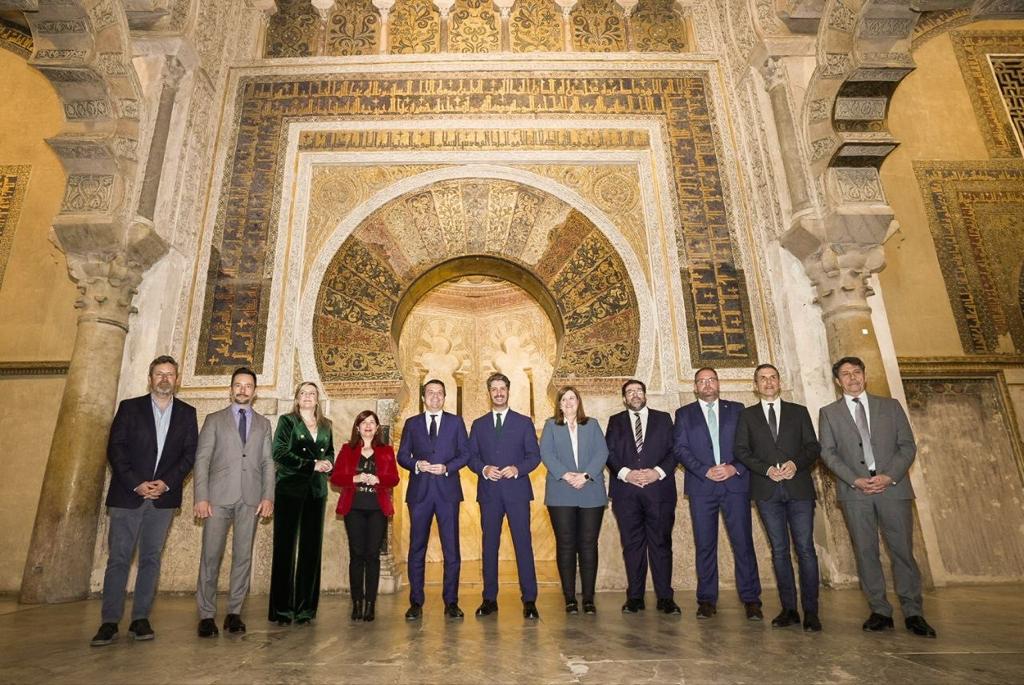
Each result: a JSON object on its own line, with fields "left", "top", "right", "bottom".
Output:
{"left": 950, "top": 30, "right": 1024, "bottom": 159}
{"left": 0, "top": 166, "right": 31, "bottom": 290}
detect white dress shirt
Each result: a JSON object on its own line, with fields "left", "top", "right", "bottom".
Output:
{"left": 567, "top": 422, "right": 579, "bottom": 469}
{"left": 761, "top": 398, "right": 781, "bottom": 426}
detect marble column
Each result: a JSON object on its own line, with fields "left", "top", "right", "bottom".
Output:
{"left": 760, "top": 57, "right": 812, "bottom": 215}
{"left": 20, "top": 255, "right": 148, "bottom": 603}
{"left": 137, "top": 56, "right": 186, "bottom": 222}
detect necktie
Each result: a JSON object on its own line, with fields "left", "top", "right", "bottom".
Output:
{"left": 707, "top": 403, "right": 721, "bottom": 465}
{"left": 429, "top": 414, "right": 438, "bottom": 441}
{"left": 495, "top": 412, "right": 503, "bottom": 439}
{"left": 238, "top": 408, "right": 247, "bottom": 445}
{"left": 768, "top": 403, "right": 778, "bottom": 442}
{"left": 633, "top": 412, "right": 644, "bottom": 454}
{"left": 852, "top": 397, "right": 876, "bottom": 471}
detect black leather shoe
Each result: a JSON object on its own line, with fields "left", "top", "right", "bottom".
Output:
{"left": 565, "top": 599, "right": 579, "bottom": 614}
{"left": 862, "top": 612, "right": 894, "bottom": 631}
{"left": 696, "top": 601, "right": 717, "bottom": 619}
{"left": 475, "top": 599, "right": 498, "bottom": 617}
{"left": 582, "top": 600, "right": 597, "bottom": 615}
{"left": 90, "top": 622, "right": 118, "bottom": 646}
{"left": 363, "top": 601, "right": 376, "bottom": 622}
{"left": 223, "top": 614, "right": 246, "bottom": 634}
{"left": 803, "top": 613, "right": 822, "bottom": 632}
{"left": 622, "top": 598, "right": 645, "bottom": 613}
{"left": 771, "top": 609, "right": 800, "bottom": 628}
{"left": 405, "top": 603, "right": 422, "bottom": 621}
{"left": 744, "top": 602, "right": 763, "bottom": 621}
{"left": 128, "top": 618, "right": 154, "bottom": 641}
{"left": 657, "top": 598, "right": 682, "bottom": 615}
{"left": 905, "top": 615, "right": 936, "bottom": 638}
{"left": 523, "top": 601, "right": 539, "bottom": 619}
{"left": 445, "top": 603, "right": 465, "bottom": 619}
{"left": 351, "top": 600, "right": 364, "bottom": 621}
{"left": 197, "top": 618, "right": 219, "bottom": 638}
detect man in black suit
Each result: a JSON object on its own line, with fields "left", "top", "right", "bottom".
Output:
{"left": 90, "top": 355, "right": 198, "bottom": 646}
{"left": 606, "top": 379, "right": 681, "bottom": 615}
{"left": 734, "top": 364, "right": 822, "bottom": 631}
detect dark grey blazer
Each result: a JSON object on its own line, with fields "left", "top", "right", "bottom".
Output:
{"left": 818, "top": 393, "right": 917, "bottom": 502}
{"left": 540, "top": 418, "right": 609, "bottom": 508}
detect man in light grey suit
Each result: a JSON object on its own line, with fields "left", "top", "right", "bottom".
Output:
{"left": 818, "top": 356, "right": 936, "bottom": 638}
{"left": 193, "top": 367, "right": 275, "bottom": 637}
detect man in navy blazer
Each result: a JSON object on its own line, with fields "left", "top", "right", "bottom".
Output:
{"left": 90, "top": 355, "right": 198, "bottom": 646}
{"left": 397, "top": 379, "right": 470, "bottom": 620}
{"left": 606, "top": 379, "right": 681, "bottom": 615}
{"left": 468, "top": 373, "right": 542, "bottom": 619}
{"left": 673, "top": 367, "right": 762, "bottom": 621}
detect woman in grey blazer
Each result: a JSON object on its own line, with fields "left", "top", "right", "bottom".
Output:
{"left": 540, "top": 386, "right": 609, "bottom": 614}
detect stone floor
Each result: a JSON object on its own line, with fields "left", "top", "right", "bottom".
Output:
{"left": 0, "top": 584, "right": 1021, "bottom": 684}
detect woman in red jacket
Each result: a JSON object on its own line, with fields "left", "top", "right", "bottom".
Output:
{"left": 330, "top": 410, "right": 399, "bottom": 622}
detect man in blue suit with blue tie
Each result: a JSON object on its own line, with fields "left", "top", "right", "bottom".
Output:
{"left": 397, "top": 379, "right": 470, "bottom": 620}
{"left": 468, "top": 373, "right": 542, "bottom": 619}
{"left": 673, "top": 367, "right": 762, "bottom": 620}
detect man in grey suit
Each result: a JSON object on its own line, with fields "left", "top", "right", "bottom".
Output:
{"left": 818, "top": 356, "right": 936, "bottom": 638}
{"left": 193, "top": 367, "right": 275, "bottom": 637}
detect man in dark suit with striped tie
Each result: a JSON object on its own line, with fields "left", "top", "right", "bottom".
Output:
{"left": 734, "top": 364, "right": 822, "bottom": 631}
{"left": 606, "top": 379, "right": 680, "bottom": 615}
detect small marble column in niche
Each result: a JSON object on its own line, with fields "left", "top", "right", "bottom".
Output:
{"left": 137, "top": 55, "right": 187, "bottom": 223}
{"left": 310, "top": 0, "right": 334, "bottom": 21}
{"left": 760, "top": 56, "right": 812, "bottom": 215}
{"left": 373, "top": 0, "right": 395, "bottom": 53}
{"left": 555, "top": 0, "right": 576, "bottom": 51}
{"left": 615, "top": 0, "right": 637, "bottom": 50}
{"left": 434, "top": 0, "right": 456, "bottom": 51}
{"left": 494, "top": 0, "right": 514, "bottom": 51}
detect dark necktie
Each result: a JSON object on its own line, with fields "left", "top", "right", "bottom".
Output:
{"left": 429, "top": 414, "right": 438, "bottom": 441}
{"left": 768, "top": 403, "right": 778, "bottom": 442}
{"left": 238, "top": 408, "right": 247, "bottom": 445}
{"left": 852, "top": 397, "right": 876, "bottom": 471}
{"left": 633, "top": 412, "right": 644, "bottom": 453}
{"left": 495, "top": 412, "right": 503, "bottom": 439}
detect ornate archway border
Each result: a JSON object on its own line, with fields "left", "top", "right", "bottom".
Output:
{"left": 295, "top": 164, "right": 657, "bottom": 396}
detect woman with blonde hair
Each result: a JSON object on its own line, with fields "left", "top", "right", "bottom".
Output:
{"left": 540, "top": 386, "right": 609, "bottom": 615}
{"left": 268, "top": 382, "right": 334, "bottom": 625}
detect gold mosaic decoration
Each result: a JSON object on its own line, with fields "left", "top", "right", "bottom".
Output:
{"left": 389, "top": 0, "right": 441, "bottom": 54}
{"left": 198, "top": 73, "right": 758, "bottom": 375}
{"left": 0, "top": 19, "right": 32, "bottom": 59}
{"left": 510, "top": 0, "right": 563, "bottom": 53}
{"left": 313, "top": 179, "right": 640, "bottom": 385}
{"left": 951, "top": 30, "right": 1024, "bottom": 159}
{"left": 990, "top": 55, "right": 1024, "bottom": 157}
{"left": 449, "top": 0, "right": 500, "bottom": 53}
{"left": 631, "top": 0, "right": 687, "bottom": 53}
{"left": 915, "top": 161, "right": 1024, "bottom": 354}
{"left": 265, "top": 0, "right": 322, "bottom": 58}
{"left": 326, "top": 0, "right": 380, "bottom": 56}
{"left": 570, "top": 0, "right": 626, "bottom": 52}
{"left": 0, "top": 166, "right": 30, "bottom": 290}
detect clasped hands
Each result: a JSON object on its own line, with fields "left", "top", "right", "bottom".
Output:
{"left": 482, "top": 465, "right": 519, "bottom": 481}
{"left": 353, "top": 472, "right": 380, "bottom": 486}
{"left": 313, "top": 459, "right": 332, "bottom": 473}
{"left": 854, "top": 474, "right": 893, "bottom": 495}
{"left": 705, "top": 463, "right": 738, "bottom": 482}
{"left": 134, "top": 480, "right": 169, "bottom": 500}
{"left": 416, "top": 460, "right": 447, "bottom": 476}
{"left": 562, "top": 472, "right": 589, "bottom": 490}
{"left": 625, "top": 468, "right": 660, "bottom": 487}
{"left": 767, "top": 460, "right": 797, "bottom": 482}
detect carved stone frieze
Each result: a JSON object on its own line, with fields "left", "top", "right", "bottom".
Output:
{"left": 61, "top": 175, "right": 115, "bottom": 213}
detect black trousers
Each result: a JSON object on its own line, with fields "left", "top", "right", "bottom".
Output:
{"left": 269, "top": 489, "right": 326, "bottom": 622}
{"left": 548, "top": 505, "right": 605, "bottom": 601}
{"left": 344, "top": 508, "right": 388, "bottom": 602}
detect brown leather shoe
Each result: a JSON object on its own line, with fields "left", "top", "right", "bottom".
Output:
{"left": 744, "top": 602, "right": 763, "bottom": 621}
{"left": 696, "top": 601, "right": 716, "bottom": 619}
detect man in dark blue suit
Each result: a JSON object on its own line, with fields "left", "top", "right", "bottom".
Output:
{"left": 90, "top": 355, "right": 198, "bottom": 646}
{"left": 606, "top": 379, "right": 681, "bottom": 615}
{"left": 468, "top": 372, "right": 542, "bottom": 619}
{"left": 397, "top": 379, "right": 470, "bottom": 620}
{"left": 673, "top": 367, "right": 762, "bottom": 620}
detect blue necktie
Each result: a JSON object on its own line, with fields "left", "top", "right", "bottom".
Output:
{"left": 238, "top": 408, "right": 247, "bottom": 445}
{"left": 707, "top": 403, "right": 720, "bottom": 465}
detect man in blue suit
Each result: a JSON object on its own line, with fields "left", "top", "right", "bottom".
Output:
{"left": 468, "top": 373, "right": 542, "bottom": 619}
{"left": 397, "top": 379, "right": 470, "bottom": 620}
{"left": 673, "top": 367, "right": 762, "bottom": 620}
{"left": 606, "top": 379, "right": 681, "bottom": 615}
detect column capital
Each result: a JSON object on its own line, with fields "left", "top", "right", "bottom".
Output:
{"left": 760, "top": 56, "right": 787, "bottom": 92}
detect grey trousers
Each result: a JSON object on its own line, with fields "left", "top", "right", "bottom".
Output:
{"left": 197, "top": 501, "right": 258, "bottom": 619}
{"left": 101, "top": 501, "right": 175, "bottom": 623}
{"left": 840, "top": 498, "right": 924, "bottom": 618}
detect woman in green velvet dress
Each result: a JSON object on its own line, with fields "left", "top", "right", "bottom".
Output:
{"left": 268, "top": 382, "right": 334, "bottom": 625}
